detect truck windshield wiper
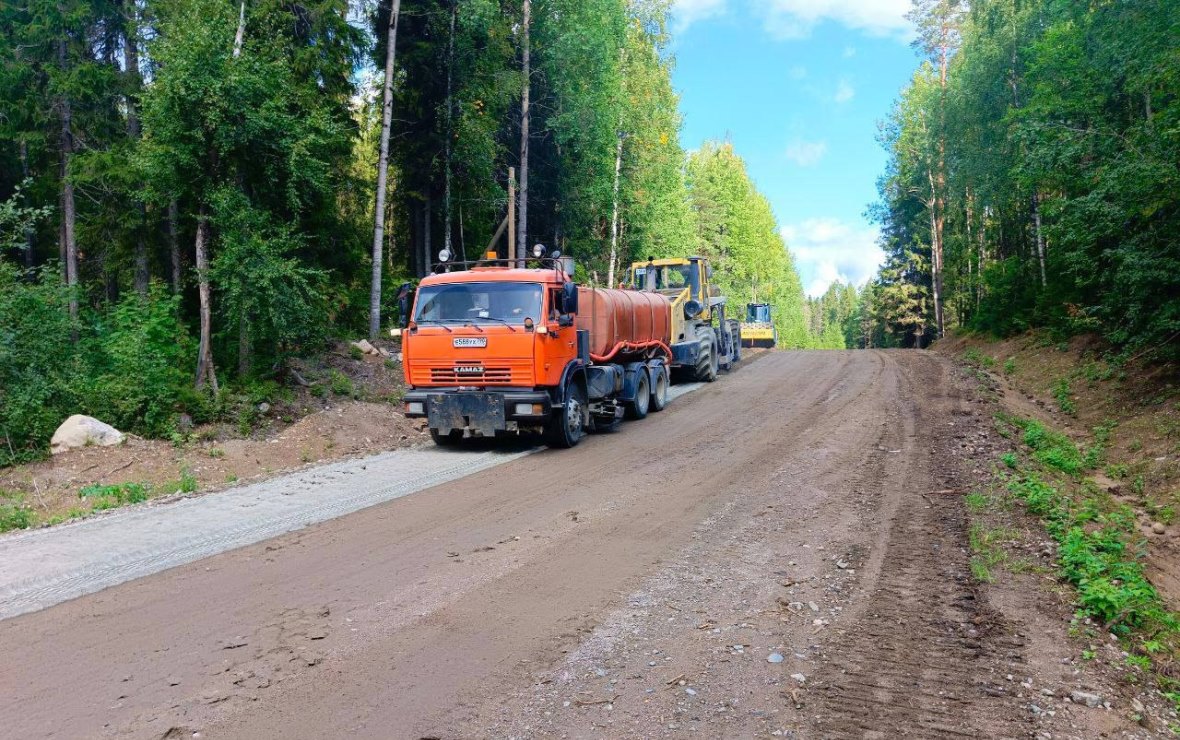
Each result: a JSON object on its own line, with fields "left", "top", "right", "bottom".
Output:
{"left": 475, "top": 316, "right": 519, "bottom": 332}
{"left": 416, "top": 319, "right": 455, "bottom": 333}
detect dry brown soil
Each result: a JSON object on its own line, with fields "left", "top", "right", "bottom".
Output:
{"left": 1, "top": 347, "right": 424, "bottom": 525}
{"left": 0, "top": 350, "right": 1164, "bottom": 739}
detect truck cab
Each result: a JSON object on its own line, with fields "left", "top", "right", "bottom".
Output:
{"left": 401, "top": 263, "right": 585, "bottom": 446}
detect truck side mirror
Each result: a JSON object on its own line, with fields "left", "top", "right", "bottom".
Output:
{"left": 560, "top": 281, "right": 578, "bottom": 316}
{"left": 396, "top": 282, "right": 413, "bottom": 328}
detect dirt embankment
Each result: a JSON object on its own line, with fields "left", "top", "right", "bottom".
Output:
{"left": 935, "top": 331, "right": 1180, "bottom": 606}
{"left": 0, "top": 342, "right": 427, "bottom": 527}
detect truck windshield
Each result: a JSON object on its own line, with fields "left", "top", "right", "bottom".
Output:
{"left": 414, "top": 282, "right": 543, "bottom": 326}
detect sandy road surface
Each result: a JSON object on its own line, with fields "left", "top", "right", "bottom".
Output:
{"left": 0, "top": 351, "right": 1091, "bottom": 739}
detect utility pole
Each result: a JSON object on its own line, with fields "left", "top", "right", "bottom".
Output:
{"left": 508, "top": 167, "right": 516, "bottom": 261}
{"left": 516, "top": 0, "right": 530, "bottom": 268}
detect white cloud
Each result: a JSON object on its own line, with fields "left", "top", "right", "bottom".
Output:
{"left": 758, "top": 0, "right": 912, "bottom": 40}
{"left": 833, "top": 78, "right": 855, "bottom": 103}
{"left": 782, "top": 218, "right": 884, "bottom": 297}
{"left": 784, "top": 138, "right": 828, "bottom": 167}
{"left": 672, "top": 0, "right": 728, "bottom": 31}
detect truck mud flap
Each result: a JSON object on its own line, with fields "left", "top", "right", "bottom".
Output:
{"left": 428, "top": 394, "right": 506, "bottom": 437}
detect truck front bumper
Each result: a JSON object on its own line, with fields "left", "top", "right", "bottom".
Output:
{"left": 404, "top": 389, "right": 552, "bottom": 436}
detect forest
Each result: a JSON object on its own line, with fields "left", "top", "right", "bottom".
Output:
{"left": 0, "top": 0, "right": 821, "bottom": 463}
{"left": 860, "top": 0, "right": 1179, "bottom": 354}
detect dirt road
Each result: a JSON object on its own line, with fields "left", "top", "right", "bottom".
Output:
{"left": 0, "top": 352, "right": 1138, "bottom": 739}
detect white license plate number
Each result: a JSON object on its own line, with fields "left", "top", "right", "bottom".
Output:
{"left": 453, "top": 337, "right": 487, "bottom": 348}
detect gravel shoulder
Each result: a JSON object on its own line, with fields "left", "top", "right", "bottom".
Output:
{"left": 0, "top": 350, "right": 1161, "bottom": 739}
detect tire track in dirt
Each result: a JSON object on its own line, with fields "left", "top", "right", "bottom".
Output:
{"left": 801, "top": 354, "right": 1028, "bottom": 739}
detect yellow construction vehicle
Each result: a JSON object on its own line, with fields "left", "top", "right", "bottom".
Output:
{"left": 627, "top": 257, "right": 742, "bottom": 380}
{"left": 740, "top": 303, "right": 777, "bottom": 348}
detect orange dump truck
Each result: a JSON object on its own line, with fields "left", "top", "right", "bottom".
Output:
{"left": 400, "top": 255, "right": 740, "bottom": 448}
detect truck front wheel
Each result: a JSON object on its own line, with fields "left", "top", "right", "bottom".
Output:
{"left": 544, "top": 381, "right": 587, "bottom": 448}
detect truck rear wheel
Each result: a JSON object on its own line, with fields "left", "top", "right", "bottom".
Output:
{"left": 544, "top": 381, "right": 587, "bottom": 448}
{"left": 626, "top": 370, "right": 651, "bottom": 420}
{"left": 650, "top": 368, "right": 669, "bottom": 412}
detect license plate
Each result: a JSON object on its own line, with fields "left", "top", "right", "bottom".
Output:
{"left": 455, "top": 365, "right": 485, "bottom": 375}
{"left": 453, "top": 337, "right": 487, "bottom": 348}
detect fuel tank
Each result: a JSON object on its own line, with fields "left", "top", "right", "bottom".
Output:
{"left": 576, "top": 287, "right": 673, "bottom": 361}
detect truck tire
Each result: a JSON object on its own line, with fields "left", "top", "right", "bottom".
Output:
{"left": 430, "top": 429, "right": 463, "bottom": 447}
{"left": 694, "top": 336, "right": 719, "bottom": 383}
{"left": 650, "top": 367, "right": 669, "bottom": 412}
{"left": 729, "top": 322, "right": 742, "bottom": 365}
{"left": 544, "top": 381, "right": 587, "bottom": 448}
{"left": 626, "top": 369, "right": 651, "bottom": 420}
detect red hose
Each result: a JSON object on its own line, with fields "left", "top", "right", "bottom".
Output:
{"left": 591, "top": 339, "right": 673, "bottom": 364}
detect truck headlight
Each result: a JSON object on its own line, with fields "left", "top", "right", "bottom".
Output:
{"left": 405, "top": 402, "right": 425, "bottom": 415}
{"left": 514, "top": 403, "right": 544, "bottom": 416}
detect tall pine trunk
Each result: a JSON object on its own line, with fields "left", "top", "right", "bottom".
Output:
{"left": 194, "top": 210, "right": 218, "bottom": 392}
{"left": 59, "top": 38, "right": 79, "bottom": 324}
{"left": 442, "top": 0, "right": 456, "bottom": 261}
{"left": 126, "top": 1, "right": 150, "bottom": 295}
{"left": 169, "top": 199, "right": 182, "bottom": 292}
{"left": 607, "top": 130, "right": 623, "bottom": 287}
{"left": 516, "top": 0, "right": 531, "bottom": 267}
{"left": 370, "top": 0, "right": 401, "bottom": 340}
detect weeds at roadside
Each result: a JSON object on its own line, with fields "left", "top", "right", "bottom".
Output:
{"left": 968, "top": 523, "right": 1014, "bottom": 583}
{"left": 0, "top": 495, "right": 35, "bottom": 532}
{"left": 1053, "top": 378, "right": 1077, "bottom": 416}
{"left": 965, "top": 491, "right": 989, "bottom": 512}
{"left": 964, "top": 348, "right": 997, "bottom": 369}
{"left": 1003, "top": 357, "right": 1017, "bottom": 375}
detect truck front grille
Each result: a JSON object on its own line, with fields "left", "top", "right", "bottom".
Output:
{"left": 411, "top": 360, "right": 532, "bottom": 387}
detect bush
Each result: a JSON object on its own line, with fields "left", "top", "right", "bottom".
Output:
{"left": 0, "top": 263, "right": 83, "bottom": 465}
{"left": 0, "top": 499, "right": 35, "bottom": 532}
{"left": 0, "top": 263, "right": 197, "bottom": 464}
{"left": 82, "top": 286, "right": 195, "bottom": 437}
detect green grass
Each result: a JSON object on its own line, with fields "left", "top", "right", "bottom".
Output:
{"left": 1007, "top": 416, "right": 1087, "bottom": 475}
{"left": 79, "top": 482, "right": 149, "bottom": 506}
{"left": 965, "top": 491, "right": 989, "bottom": 512}
{"left": 968, "top": 524, "right": 1014, "bottom": 583}
{"left": 963, "top": 348, "right": 996, "bottom": 369}
{"left": 328, "top": 370, "right": 356, "bottom": 398}
{"left": 1003, "top": 357, "right": 1017, "bottom": 375}
{"left": 0, "top": 498, "right": 35, "bottom": 532}
{"left": 1053, "top": 378, "right": 1077, "bottom": 416}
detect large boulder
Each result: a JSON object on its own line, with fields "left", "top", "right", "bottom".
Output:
{"left": 50, "top": 415, "right": 126, "bottom": 455}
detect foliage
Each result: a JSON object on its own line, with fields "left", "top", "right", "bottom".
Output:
{"left": 0, "top": 260, "right": 196, "bottom": 463}
{"left": 1, "top": 0, "right": 835, "bottom": 464}
{"left": 685, "top": 142, "right": 809, "bottom": 346}
{"left": 867, "top": 0, "right": 1180, "bottom": 357}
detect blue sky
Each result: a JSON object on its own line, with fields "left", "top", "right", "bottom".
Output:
{"left": 670, "top": 0, "right": 920, "bottom": 296}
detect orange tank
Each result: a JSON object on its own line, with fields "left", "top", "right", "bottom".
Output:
{"left": 576, "top": 287, "right": 672, "bottom": 362}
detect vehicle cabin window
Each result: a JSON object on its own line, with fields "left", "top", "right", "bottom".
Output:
{"left": 415, "top": 282, "right": 543, "bottom": 325}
